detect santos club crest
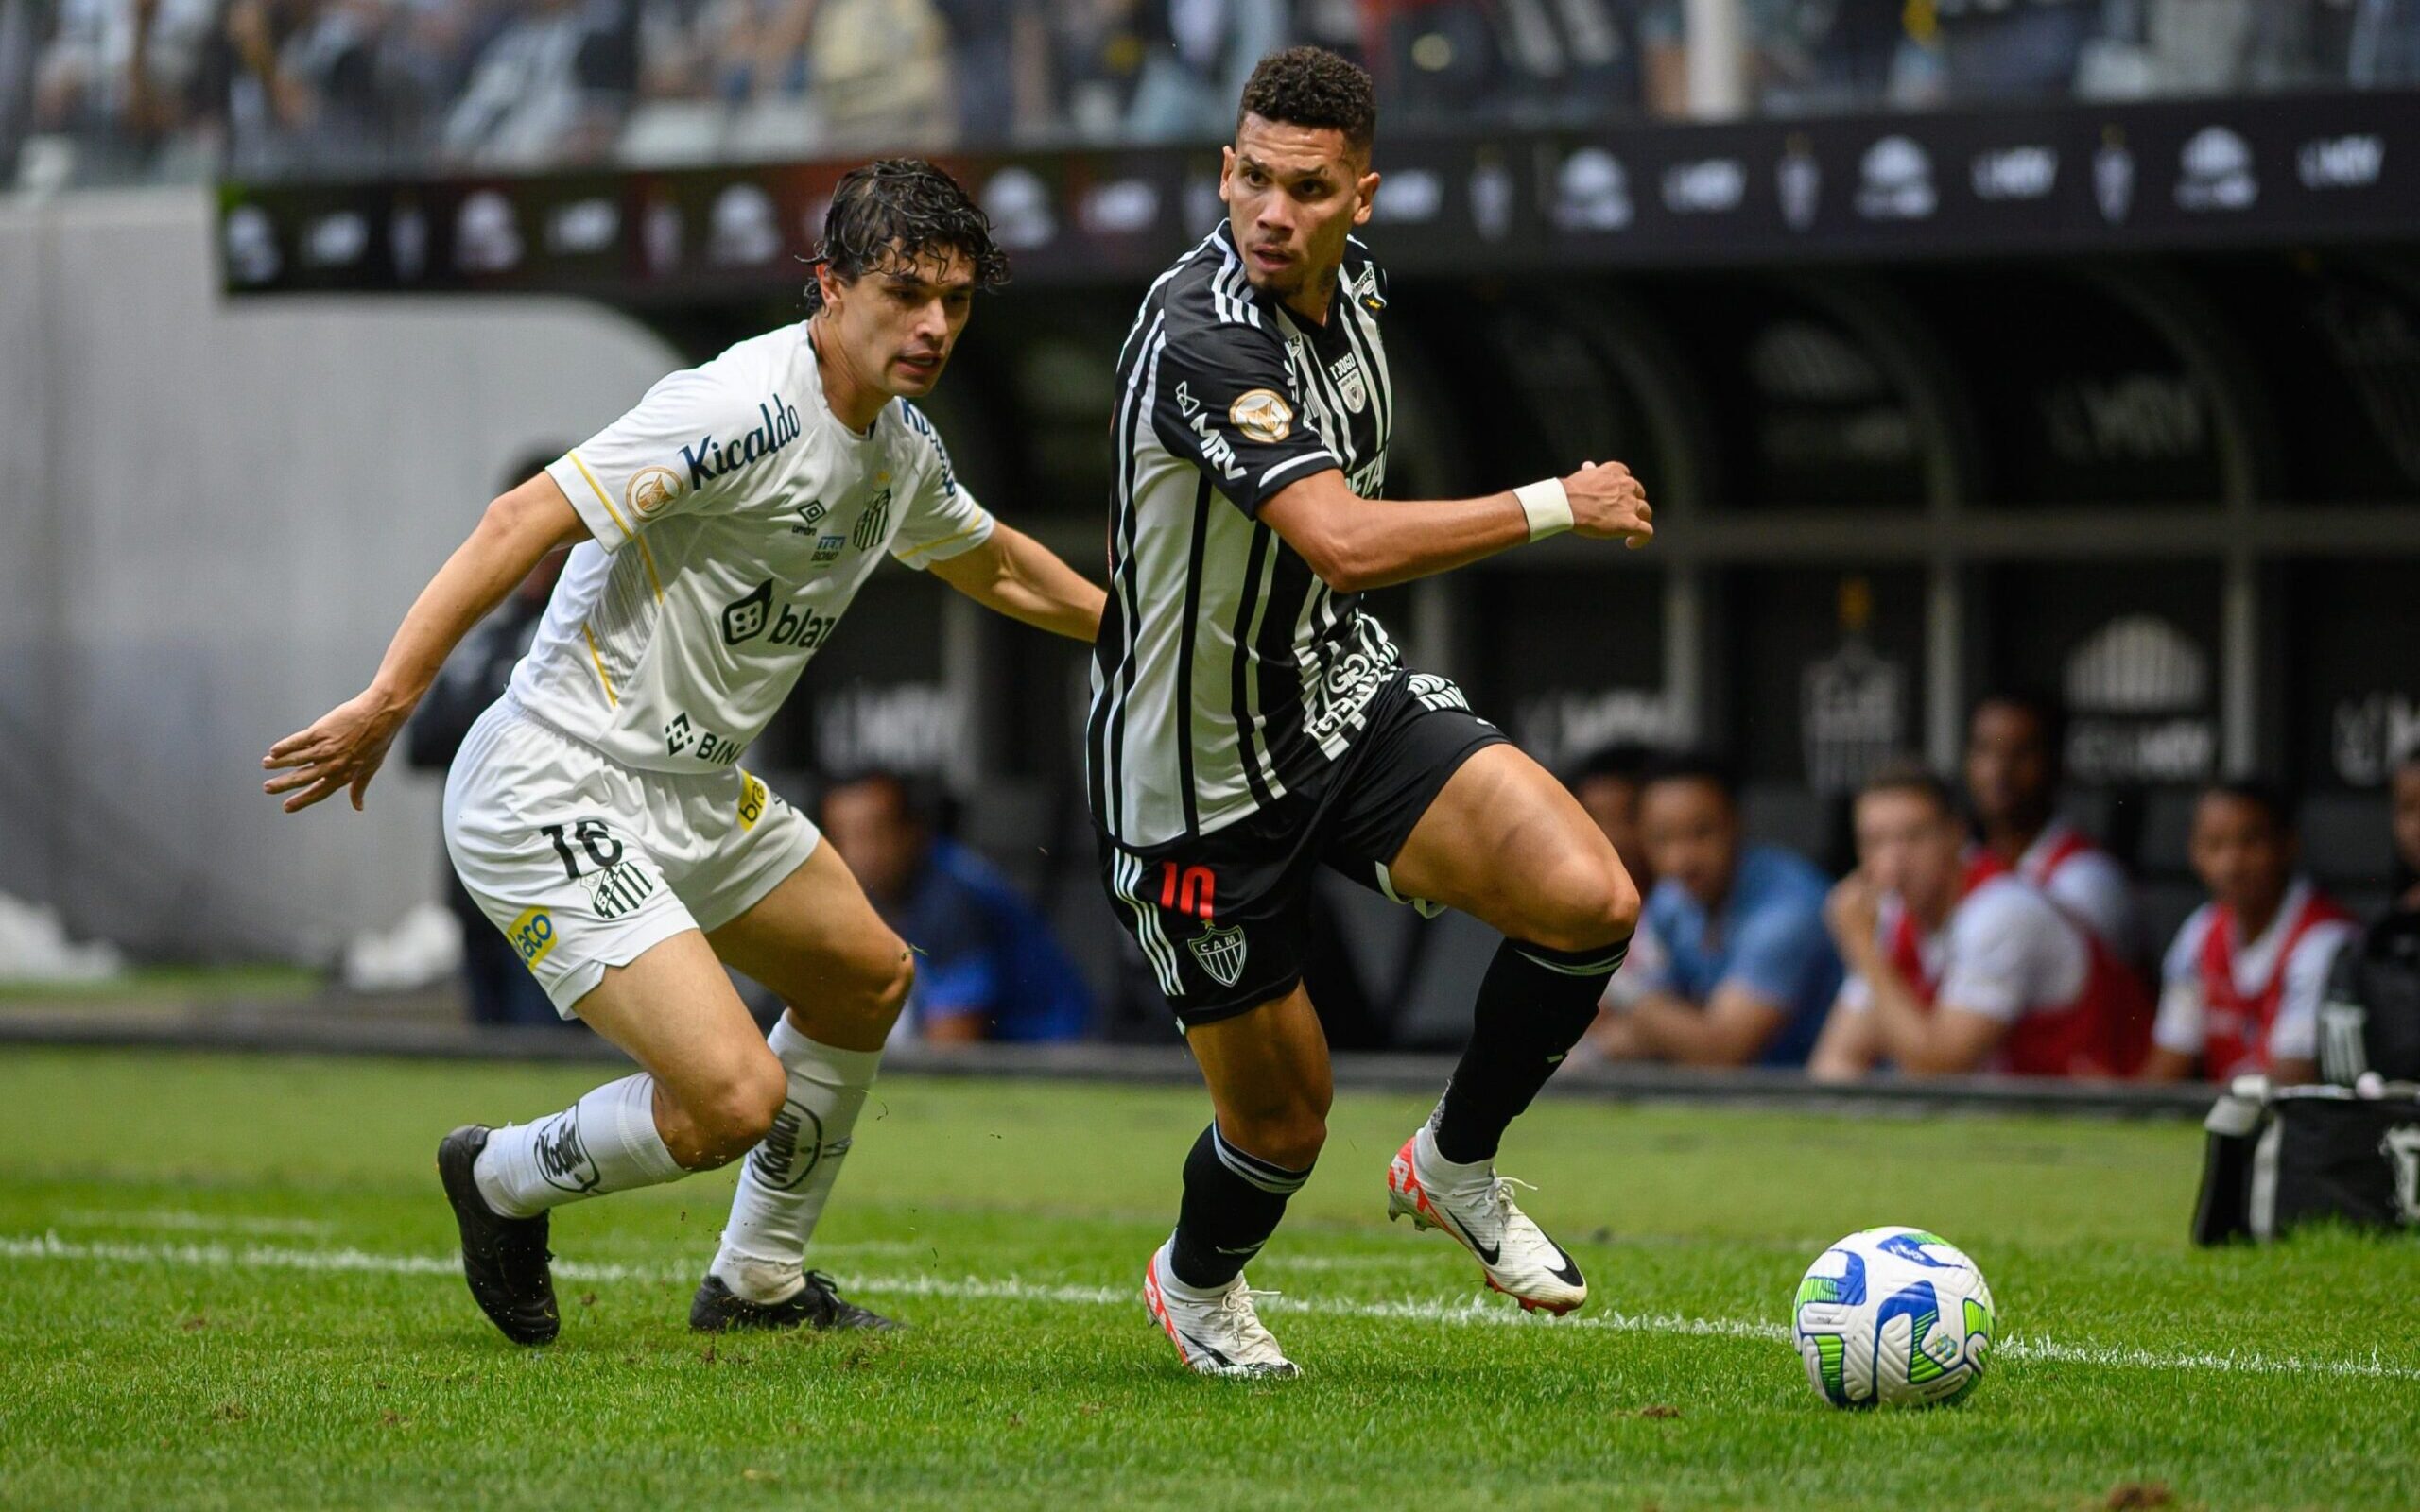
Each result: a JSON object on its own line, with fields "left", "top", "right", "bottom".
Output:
{"left": 1189, "top": 923, "right": 1249, "bottom": 988}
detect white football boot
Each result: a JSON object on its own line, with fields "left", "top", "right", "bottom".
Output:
{"left": 1386, "top": 1126, "right": 1588, "bottom": 1315}
{"left": 1142, "top": 1239, "right": 1301, "bottom": 1379}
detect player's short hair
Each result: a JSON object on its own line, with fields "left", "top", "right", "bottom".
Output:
{"left": 806, "top": 159, "right": 1009, "bottom": 315}
{"left": 1970, "top": 688, "right": 2067, "bottom": 767}
{"left": 2200, "top": 777, "right": 2297, "bottom": 833}
{"left": 1237, "top": 46, "right": 1376, "bottom": 157}
{"left": 1858, "top": 760, "right": 1960, "bottom": 820}
{"left": 1642, "top": 750, "right": 1740, "bottom": 803}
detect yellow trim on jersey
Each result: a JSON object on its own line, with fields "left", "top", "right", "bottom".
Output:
{"left": 581, "top": 622, "right": 619, "bottom": 705}
{"left": 895, "top": 518, "right": 994, "bottom": 563}
{"left": 568, "top": 450, "right": 666, "bottom": 604}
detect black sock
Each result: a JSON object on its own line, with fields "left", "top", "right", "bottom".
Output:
{"left": 1168, "top": 1122, "right": 1312, "bottom": 1290}
{"left": 1430, "top": 936, "right": 1628, "bottom": 1165}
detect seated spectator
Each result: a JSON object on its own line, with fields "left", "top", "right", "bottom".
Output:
{"left": 1963, "top": 690, "right": 2136, "bottom": 958}
{"left": 1593, "top": 754, "right": 1842, "bottom": 1068}
{"left": 820, "top": 771, "right": 1093, "bottom": 1043}
{"left": 2141, "top": 781, "right": 2357, "bottom": 1085}
{"left": 1565, "top": 742, "right": 1668, "bottom": 1022}
{"left": 1809, "top": 762, "right": 2151, "bottom": 1080}
{"left": 2319, "top": 751, "right": 2420, "bottom": 1082}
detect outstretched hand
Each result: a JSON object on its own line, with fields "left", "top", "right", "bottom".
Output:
{"left": 262, "top": 689, "right": 411, "bottom": 813}
{"left": 1564, "top": 460, "right": 1653, "bottom": 549}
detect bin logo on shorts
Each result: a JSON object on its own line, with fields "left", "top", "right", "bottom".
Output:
{"left": 533, "top": 1108, "right": 601, "bottom": 1194}
{"left": 1189, "top": 923, "right": 1249, "bottom": 989}
{"left": 746, "top": 1100, "right": 853, "bottom": 1192}
{"left": 507, "top": 907, "right": 558, "bottom": 971}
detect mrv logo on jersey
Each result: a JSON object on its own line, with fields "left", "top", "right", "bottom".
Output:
{"left": 720, "top": 578, "right": 838, "bottom": 650}
{"left": 681, "top": 394, "right": 802, "bottom": 490}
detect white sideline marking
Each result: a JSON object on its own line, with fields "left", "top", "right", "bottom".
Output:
{"left": 56, "top": 1208, "right": 335, "bottom": 1237}
{"left": 6, "top": 1231, "right": 2417, "bottom": 1383}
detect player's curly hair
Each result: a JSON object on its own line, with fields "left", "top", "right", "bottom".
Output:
{"left": 804, "top": 159, "right": 1009, "bottom": 314}
{"left": 1237, "top": 46, "right": 1376, "bottom": 155}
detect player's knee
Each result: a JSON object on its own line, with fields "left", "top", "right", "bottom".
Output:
{"left": 1226, "top": 1102, "right": 1327, "bottom": 1171}
{"left": 1524, "top": 854, "right": 1639, "bottom": 954}
{"left": 689, "top": 1057, "right": 787, "bottom": 1165}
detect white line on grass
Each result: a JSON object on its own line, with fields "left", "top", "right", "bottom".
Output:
{"left": 6, "top": 1231, "right": 2415, "bottom": 1383}
{"left": 54, "top": 1208, "right": 335, "bottom": 1237}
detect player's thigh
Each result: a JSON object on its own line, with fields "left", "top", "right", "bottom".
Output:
{"left": 441, "top": 733, "right": 775, "bottom": 1115}
{"left": 1384, "top": 742, "right": 1640, "bottom": 951}
{"left": 703, "top": 835, "right": 913, "bottom": 1012}
{"left": 442, "top": 713, "right": 700, "bottom": 1021}
{"left": 570, "top": 927, "right": 781, "bottom": 1120}
{"left": 1185, "top": 983, "right": 1334, "bottom": 1163}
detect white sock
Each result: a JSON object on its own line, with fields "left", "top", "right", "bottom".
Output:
{"left": 473, "top": 1073, "right": 684, "bottom": 1219}
{"left": 1415, "top": 1122, "right": 1495, "bottom": 1192}
{"left": 710, "top": 1017, "right": 882, "bottom": 1303}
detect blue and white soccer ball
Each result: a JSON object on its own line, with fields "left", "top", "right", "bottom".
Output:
{"left": 1791, "top": 1227, "right": 1996, "bottom": 1408}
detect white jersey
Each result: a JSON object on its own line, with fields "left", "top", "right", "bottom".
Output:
{"left": 518, "top": 323, "right": 994, "bottom": 772}
{"left": 1840, "top": 876, "right": 2088, "bottom": 1024}
{"left": 2015, "top": 821, "right": 2138, "bottom": 958}
{"left": 2153, "top": 878, "right": 2357, "bottom": 1063}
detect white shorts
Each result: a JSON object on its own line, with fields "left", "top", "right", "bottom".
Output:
{"left": 441, "top": 697, "right": 821, "bottom": 1016}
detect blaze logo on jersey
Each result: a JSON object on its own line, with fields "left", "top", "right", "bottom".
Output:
{"left": 628, "top": 465, "right": 683, "bottom": 519}
{"left": 681, "top": 395, "right": 802, "bottom": 490}
{"left": 1230, "top": 388, "right": 1293, "bottom": 444}
{"left": 721, "top": 580, "right": 773, "bottom": 644}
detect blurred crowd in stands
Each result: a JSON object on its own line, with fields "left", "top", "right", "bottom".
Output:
{"left": 9, "top": 0, "right": 2420, "bottom": 187}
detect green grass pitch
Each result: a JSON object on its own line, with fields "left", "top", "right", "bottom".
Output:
{"left": 4, "top": 1047, "right": 2416, "bottom": 1510}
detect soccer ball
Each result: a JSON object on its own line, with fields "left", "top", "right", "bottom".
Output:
{"left": 1791, "top": 1227, "right": 1996, "bottom": 1408}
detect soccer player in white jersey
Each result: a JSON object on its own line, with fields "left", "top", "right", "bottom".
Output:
{"left": 263, "top": 161, "right": 1104, "bottom": 1344}
{"left": 1087, "top": 49, "right": 1655, "bottom": 1377}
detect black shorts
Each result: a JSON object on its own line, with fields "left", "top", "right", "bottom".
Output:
{"left": 1096, "top": 670, "right": 1509, "bottom": 1029}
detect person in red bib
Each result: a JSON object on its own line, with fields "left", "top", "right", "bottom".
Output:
{"left": 1809, "top": 762, "right": 2152, "bottom": 1080}
{"left": 1963, "top": 691, "right": 2138, "bottom": 958}
{"left": 2141, "top": 781, "right": 2356, "bottom": 1084}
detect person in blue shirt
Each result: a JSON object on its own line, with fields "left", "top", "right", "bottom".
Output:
{"left": 819, "top": 771, "right": 1094, "bottom": 1043}
{"left": 1592, "top": 753, "right": 1842, "bottom": 1068}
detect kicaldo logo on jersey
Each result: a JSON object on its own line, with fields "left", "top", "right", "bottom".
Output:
{"left": 720, "top": 578, "right": 838, "bottom": 651}
{"left": 681, "top": 394, "right": 802, "bottom": 490}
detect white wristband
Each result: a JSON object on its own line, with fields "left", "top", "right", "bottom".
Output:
{"left": 1513, "top": 478, "right": 1572, "bottom": 541}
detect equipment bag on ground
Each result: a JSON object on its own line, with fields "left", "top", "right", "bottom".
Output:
{"left": 2191, "top": 1078, "right": 2420, "bottom": 1245}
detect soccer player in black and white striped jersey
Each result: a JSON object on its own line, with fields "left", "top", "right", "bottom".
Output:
{"left": 1091, "top": 47, "right": 1657, "bottom": 1378}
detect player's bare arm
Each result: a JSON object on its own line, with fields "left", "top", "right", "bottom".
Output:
{"left": 1624, "top": 981, "right": 1789, "bottom": 1067}
{"left": 1256, "top": 461, "right": 1651, "bottom": 593}
{"left": 262, "top": 472, "right": 588, "bottom": 814}
{"left": 926, "top": 522, "right": 1105, "bottom": 641}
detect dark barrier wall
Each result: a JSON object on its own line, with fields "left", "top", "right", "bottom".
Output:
{"left": 214, "top": 98, "right": 2420, "bottom": 1032}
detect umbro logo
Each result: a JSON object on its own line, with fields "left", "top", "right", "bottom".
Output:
{"left": 1174, "top": 381, "right": 1199, "bottom": 418}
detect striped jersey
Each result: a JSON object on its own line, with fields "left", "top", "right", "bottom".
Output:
{"left": 1088, "top": 224, "right": 1400, "bottom": 850}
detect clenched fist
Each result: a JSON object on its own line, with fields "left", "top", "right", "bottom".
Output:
{"left": 1564, "top": 460, "right": 1652, "bottom": 549}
